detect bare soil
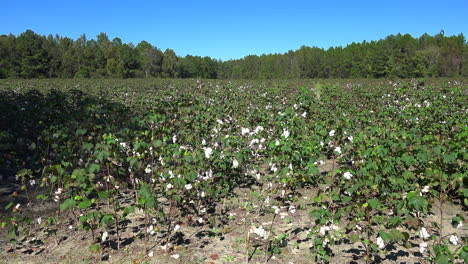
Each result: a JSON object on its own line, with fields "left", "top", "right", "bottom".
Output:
{"left": 0, "top": 162, "right": 466, "bottom": 264}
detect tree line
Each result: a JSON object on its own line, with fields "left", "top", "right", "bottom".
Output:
{"left": 0, "top": 30, "right": 466, "bottom": 79}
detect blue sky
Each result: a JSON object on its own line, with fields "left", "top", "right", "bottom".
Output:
{"left": 2, "top": 0, "right": 467, "bottom": 60}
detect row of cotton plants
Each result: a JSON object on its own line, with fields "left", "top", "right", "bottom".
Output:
{"left": 1, "top": 78, "right": 466, "bottom": 263}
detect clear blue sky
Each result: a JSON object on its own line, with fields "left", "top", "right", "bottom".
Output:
{"left": 2, "top": 0, "right": 467, "bottom": 61}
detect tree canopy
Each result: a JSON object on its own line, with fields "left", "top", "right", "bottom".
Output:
{"left": 0, "top": 30, "right": 466, "bottom": 79}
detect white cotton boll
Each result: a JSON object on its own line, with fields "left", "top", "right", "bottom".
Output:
{"left": 145, "top": 165, "right": 152, "bottom": 174}
{"left": 250, "top": 138, "right": 259, "bottom": 146}
{"left": 254, "top": 126, "right": 264, "bottom": 134}
{"left": 348, "top": 135, "right": 354, "bottom": 142}
{"left": 288, "top": 205, "right": 296, "bottom": 214}
{"left": 101, "top": 231, "right": 108, "bottom": 242}
{"left": 275, "top": 139, "right": 280, "bottom": 146}
{"left": 171, "top": 254, "right": 180, "bottom": 259}
{"left": 449, "top": 235, "right": 459, "bottom": 246}
{"left": 356, "top": 225, "right": 362, "bottom": 231}
{"left": 421, "top": 185, "right": 430, "bottom": 193}
{"left": 37, "top": 217, "right": 42, "bottom": 225}
{"left": 419, "top": 227, "right": 430, "bottom": 240}
{"left": 148, "top": 251, "right": 154, "bottom": 257}
{"left": 334, "top": 146, "right": 342, "bottom": 154}
{"left": 343, "top": 171, "right": 353, "bottom": 180}
{"left": 241, "top": 127, "right": 250, "bottom": 135}
{"left": 319, "top": 226, "right": 330, "bottom": 236}
{"left": 419, "top": 242, "right": 428, "bottom": 254}
{"left": 322, "top": 238, "right": 329, "bottom": 247}
{"left": 202, "top": 139, "right": 206, "bottom": 145}
{"left": 203, "top": 147, "right": 213, "bottom": 159}
{"left": 174, "top": 224, "right": 181, "bottom": 232}
{"left": 147, "top": 225, "right": 154, "bottom": 234}
{"left": 172, "top": 135, "right": 177, "bottom": 144}
{"left": 166, "top": 183, "right": 173, "bottom": 190}
{"left": 456, "top": 222, "right": 463, "bottom": 229}
{"left": 376, "top": 236, "right": 385, "bottom": 249}
{"left": 283, "top": 129, "right": 290, "bottom": 139}
{"left": 185, "top": 184, "right": 193, "bottom": 191}
{"left": 329, "top": 130, "right": 336, "bottom": 137}
{"left": 271, "top": 206, "right": 280, "bottom": 214}
{"left": 250, "top": 225, "right": 270, "bottom": 240}
{"left": 200, "top": 191, "right": 205, "bottom": 198}
{"left": 232, "top": 158, "right": 239, "bottom": 168}
{"left": 271, "top": 164, "right": 278, "bottom": 173}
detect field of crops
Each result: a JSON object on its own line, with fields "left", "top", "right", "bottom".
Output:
{"left": 0, "top": 78, "right": 466, "bottom": 264}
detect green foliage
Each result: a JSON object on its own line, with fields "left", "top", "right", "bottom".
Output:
{"left": 0, "top": 78, "right": 465, "bottom": 262}
{"left": 1, "top": 30, "right": 467, "bottom": 79}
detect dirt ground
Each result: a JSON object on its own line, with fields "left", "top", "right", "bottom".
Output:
{"left": 0, "top": 161, "right": 466, "bottom": 264}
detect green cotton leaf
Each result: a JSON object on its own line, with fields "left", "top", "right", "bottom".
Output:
{"left": 435, "top": 254, "right": 449, "bottom": 264}
{"left": 88, "top": 243, "right": 101, "bottom": 254}
{"left": 368, "top": 198, "right": 379, "bottom": 209}
{"left": 60, "top": 198, "right": 76, "bottom": 212}
{"left": 29, "top": 142, "right": 36, "bottom": 150}
{"left": 402, "top": 170, "right": 414, "bottom": 180}
{"left": 87, "top": 211, "right": 100, "bottom": 221}
{"left": 307, "top": 164, "right": 319, "bottom": 174}
{"left": 75, "top": 128, "right": 87, "bottom": 136}
{"left": 461, "top": 248, "right": 468, "bottom": 264}
{"left": 350, "top": 233, "right": 360, "bottom": 243}
{"left": 88, "top": 164, "right": 100, "bottom": 174}
{"left": 138, "top": 183, "right": 156, "bottom": 209}
{"left": 78, "top": 198, "right": 92, "bottom": 209}
{"left": 452, "top": 216, "right": 463, "bottom": 224}
{"left": 101, "top": 214, "right": 114, "bottom": 225}
{"left": 388, "top": 216, "right": 402, "bottom": 227}
{"left": 443, "top": 152, "right": 457, "bottom": 164}
{"left": 379, "top": 231, "right": 392, "bottom": 242}
{"left": 389, "top": 229, "right": 405, "bottom": 242}
{"left": 98, "top": 191, "right": 109, "bottom": 200}
{"left": 123, "top": 206, "right": 135, "bottom": 217}
{"left": 82, "top": 142, "right": 94, "bottom": 151}
{"left": 342, "top": 196, "right": 351, "bottom": 205}
{"left": 406, "top": 192, "right": 429, "bottom": 212}
{"left": 36, "top": 194, "right": 48, "bottom": 201}
{"left": 79, "top": 215, "right": 88, "bottom": 224}
{"left": 8, "top": 225, "right": 18, "bottom": 241}
{"left": 173, "top": 195, "right": 182, "bottom": 203}
{"left": 71, "top": 168, "right": 85, "bottom": 179}
{"left": 5, "top": 202, "right": 15, "bottom": 210}
{"left": 152, "top": 140, "right": 163, "bottom": 147}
